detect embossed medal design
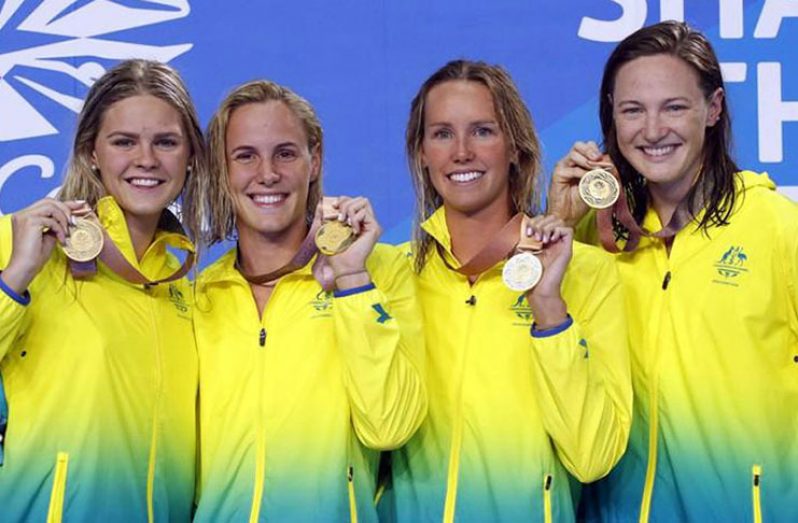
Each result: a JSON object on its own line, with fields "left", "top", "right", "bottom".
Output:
{"left": 315, "top": 220, "right": 355, "bottom": 256}
{"left": 502, "top": 251, "right": 543, "bottom": 292}
{"left": 579, "top": 168, "right": 620, "bottom": 209}
{"left": 63, "top": 217, "right": 104, "bottom": 262}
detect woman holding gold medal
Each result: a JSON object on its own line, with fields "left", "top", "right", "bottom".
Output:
{"left": 0, "top": 60, "right": 206, "bottom": 520}
{"left": 192, "top": 80, "right": 427, "bottom": 522}
{"left": 548, "top": 21, "right": 798, "bottom": 522}
{"left": 384, "top": 60, "right": 632, "bottom": 522}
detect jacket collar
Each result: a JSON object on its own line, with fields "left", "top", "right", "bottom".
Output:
{"left": 96, "top": 196, "right": 194, "bottom": 277}
{"left": 420, "top": 206, "right": 462, "bottom": 270}
{"left": 199, "top": 244, "right": 317, "bottom": 286}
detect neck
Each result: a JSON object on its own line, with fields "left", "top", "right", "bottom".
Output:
{"left": 445, "top": 202, "right": 513, "bottom": 264}
{"left": 237, "top": 221, "right": 308, "bottom": 276}
{"left": 125, "top": 213, "right": 161, "bottom": 261}
{"left": 648, "top": 171, "right": 697, "bottom": 227}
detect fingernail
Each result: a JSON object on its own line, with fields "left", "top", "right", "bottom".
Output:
{"left": 526, "top": 226, "right": 533, "bottom": 237}
{"left": 70, "top": 215, "right": 77, "bottom": 226}
{"left": 338, "top": 213, "right": 345, "bottom": 221}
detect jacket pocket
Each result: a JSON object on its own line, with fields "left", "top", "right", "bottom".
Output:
{"left": 751, "top": 465, "right": 762, "bottom": 523}
{"left": 46, "top": 452, "right": 69, "bottom": 523}
{"left": 347, "top": 465, "right": 358, "bottom": 523}
{"left": 543, "top": 473, "right": 552, "bottom": 523}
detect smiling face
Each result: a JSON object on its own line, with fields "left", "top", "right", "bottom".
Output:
{"left": 226, "top": 101, "right": 320, "bottom": 242}
{"left": 420, "top": 80, "right": 513, "bottom": 219}
{"left": 612, "top": 54, "right": 722, "bottom": 200}
{"left": 92, "top": 94, "right": 189, "bottom": 229}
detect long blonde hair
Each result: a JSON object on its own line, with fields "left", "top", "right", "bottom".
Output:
{"left": 406, "top": 59, "right": 542, "bottom": 273}
{"left": 58, "top": 59, "right": 208, "bottom": 240}
{"left": 204, "top": 80, "right": 323, "bottom": 245}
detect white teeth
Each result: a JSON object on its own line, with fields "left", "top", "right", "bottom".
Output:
{"left": 252, "top": 194, "right": 285, "bottom": 204}
{"left": 642, "top": 145, "right": 676, "bottom": 157}
{"left": 129, "top": 178, "right": 160, "bottom": 187}
{"left": 449, "top": 171, "right": 483, "bottom": 183}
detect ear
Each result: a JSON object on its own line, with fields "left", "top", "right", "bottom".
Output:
{"left": 91, "top": 150, "right": 99, "bottom": 168}
{"left": 706, "top": 87, "right": 724, "bottom": 127}
{"left": 419, "top": 146, "right": 428, "bottom": 172}
{"left": 309, "top": 144, "right": 321, "bottom": 182}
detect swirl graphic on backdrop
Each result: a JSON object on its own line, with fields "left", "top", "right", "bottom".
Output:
{"left": 0, "top": 0, "right": 193, "bottom": 142}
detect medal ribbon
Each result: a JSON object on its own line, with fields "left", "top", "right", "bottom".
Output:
{"left": 69, "top": 207, "right": 195, "bottom": 285}
{"left": 593, "top": 162, "right": 696, "bottom": 253}
{"left": 437, "top": 213, "right": 542, "bottom": 276}
{"left": 234, "top": 219, "right": 323, "bottom": 286}
{"left": 234, "top": 196, "right": 344, "bottom": 290}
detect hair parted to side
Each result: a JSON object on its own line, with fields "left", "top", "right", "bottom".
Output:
{"left": 600, "top": 20, "right": 739, "bottom": 232}
{"left": 204, "top": 80, "right": 323, "bottom": 245}
{"left": 58, "top": 59, "right": 208, "bottom": 241}
{"left": 406, "top": 59, "right": 542, "bottom": 273}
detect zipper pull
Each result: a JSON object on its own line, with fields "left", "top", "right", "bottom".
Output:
{"left": 662, "top": 271, "right": 672, "bottom": 290}
{"left": 259, "top": 328, "right": 266, "bottom": 347}
{"left": 347, "top": 465, "right": 354, "bottom": 482}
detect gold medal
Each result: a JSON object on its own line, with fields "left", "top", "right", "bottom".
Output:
{"left": 579, "top": 168, "right": 620, "bottom": 209}
{"left": 502, "top": 251, "right": 543, "bottom": 292}
{"left": 315, "top": 197, "right": 356, "bottom": 256}
{"left": 315, "top": 220, "right": 355, "bottom": 256}
{"left": 62, "top": 217, "right": 104, "bottom": 262}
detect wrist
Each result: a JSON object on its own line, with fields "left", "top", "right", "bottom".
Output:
{"left": 334, "top": 268, "right": 370, "bottom": 290}
{"left": 527, "top": 293, "right": 568, "bottom": 329}
{"left": 1, "top": 262, "right": 35, "bottom": 295}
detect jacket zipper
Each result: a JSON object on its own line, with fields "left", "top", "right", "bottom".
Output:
{"left": 752, "top": 465, "right": 762, "bottom": 523}
{"left": 347, "top": 464, "right": 359, "bottom": 523}
{"left": 639, "top": 266, "right": 672, "bottom": 523}
{"left": 442, "top": 288, "right": 479, "bottom": 523}
{"left": 46, "top": 452, "right": 69, "bottom": 523}
{"left": 249, "top": 326, "right": 267, "bottom": 523}
{"left": 145, "top": 289, "right": 163, "bottom": 523}
{"left": 543, "top": 473, "right": 553, "bottom": 523}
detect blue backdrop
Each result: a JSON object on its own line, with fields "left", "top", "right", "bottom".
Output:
{"left": 2, "top": 0, "right": 797, "bottom": 264}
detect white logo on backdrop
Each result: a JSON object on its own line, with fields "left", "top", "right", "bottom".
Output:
{"left": 0, "top": 0, "right": 192, "bottom": 142}
{"left": 0, "top": 0, "right": 192, "bottom": 214}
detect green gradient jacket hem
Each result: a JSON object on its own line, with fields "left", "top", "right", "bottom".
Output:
{"left": 193, "top": 244, "right": 427, "bottom": 523}
{"left": 579, "top": 171, "right": 798, "bottom": 522}
{"left": 387, "top": 207, "right": 632, "bottom": 523}
{"left": 0, "top": 196, "right": 198, "bottom": 522}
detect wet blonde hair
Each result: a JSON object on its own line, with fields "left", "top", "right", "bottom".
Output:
{"left": 58, "top": 59, "right": 208, "bottom": 240}
{"left": 406, "top": 59, "right": 542, "bottom": 273}
{"left": 204, "top": 80, "right": 323, "bottom": 244}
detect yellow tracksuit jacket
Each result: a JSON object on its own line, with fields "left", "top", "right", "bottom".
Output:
{"left": 0, "top": 196, "right": 197, "bottom": 522}
{"left": 579, "top": 171, "right": 798, "bottom": 522}
{"left": 387, "top": 207, "right": 632, "bottom": 522}
{"left": 192, "top": 244, "right": 427, "bottom": 523}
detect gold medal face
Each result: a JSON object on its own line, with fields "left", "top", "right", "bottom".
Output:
{"left": 502, "top": 251, "right": 543, "bottom": 292}
{"left": 315, "top": 220, "right": 355, "bottom": 256}
{"left": 579, "top": 168, "right": 620, "bottom": 209}
{"left": 63, "top": 218, "right": 104, "bottom": 262}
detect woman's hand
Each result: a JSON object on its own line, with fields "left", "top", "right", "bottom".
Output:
{"left": 523, "top": 214, "right": 574, "bottom": 329}
{"left": 548, "top": 140, "right": 608, "bottom": 227}
{"left": 2, "top": 198, "right": 88, "bottom": 294}
{"left": 314, "top": 196, "right": 382, "bottom": 291}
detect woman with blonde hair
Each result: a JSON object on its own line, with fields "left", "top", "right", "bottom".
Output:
{"left": 387, "top": 59, "right": 632, "bottom": 522}
{"left": 193, "top": 80, "right": 426, "bottom": 522}
{"left": 0, "top": 59, "right": 207, "bottom": 521}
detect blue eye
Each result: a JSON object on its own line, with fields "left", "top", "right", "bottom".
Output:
{"left": 156, "top": 138, "right": 179, "bottom": 148}
{"left": 474, "top": 126, "right": 495, "bottom": 137}
{"left": 431, "top": 128, "right": 452, "bottom": 139}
